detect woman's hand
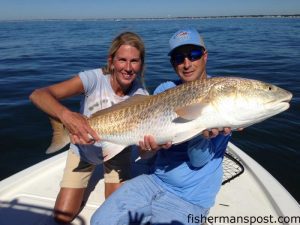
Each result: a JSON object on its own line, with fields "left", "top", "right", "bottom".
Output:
{"left": 60, "top": 109, "right": 100, "bottom": 145}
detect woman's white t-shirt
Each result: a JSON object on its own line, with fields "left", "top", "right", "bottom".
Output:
{"left": 70, "top": 68, "right": 148, "bottom": 164}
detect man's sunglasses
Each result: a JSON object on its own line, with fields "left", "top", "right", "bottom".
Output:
{"left": 171, "top": 49, "right": 204, "bottom": 65}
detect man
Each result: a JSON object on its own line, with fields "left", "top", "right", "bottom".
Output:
{"left": 91, "top": 28, "right": 232, "bottom": 225}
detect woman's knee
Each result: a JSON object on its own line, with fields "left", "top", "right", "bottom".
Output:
{"left": 53, "top": 209, "right": 77, "bottom": 224}
{"left": 53, "top": 187, "right": 85, "bottom": 223}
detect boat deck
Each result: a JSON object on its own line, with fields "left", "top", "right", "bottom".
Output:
{"left": 0, "top": 143, "right": 299, "bottom": 225}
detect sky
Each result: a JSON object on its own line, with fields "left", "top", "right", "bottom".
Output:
{"left": 0, "top": 0, "right": 299, "bottom": 21}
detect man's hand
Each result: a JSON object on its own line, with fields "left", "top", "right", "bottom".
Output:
{"left": 202, "top": 127, "right": 243, "bottom": 139}
{"left": 138, "top": 135, "right": 172, "bottom": 158}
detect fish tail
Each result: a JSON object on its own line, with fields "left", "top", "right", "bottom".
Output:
{"left": 46, "top": 118, "right": 70, "bottom": 154}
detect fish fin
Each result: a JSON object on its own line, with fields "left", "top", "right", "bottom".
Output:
{"left": 172, "top": 129, "right": 204, "bottom": 145}
{"left": 90, "top": 95, "right": 151, "bottom": 118}
{"left": 175, "top": 103, "right": 207, "bottom": 120}
{"left": 46, "top": 118, "right": 70, "bottom": 154}
{"left": 101, "top": 141, "right": 128, "bottom": 162}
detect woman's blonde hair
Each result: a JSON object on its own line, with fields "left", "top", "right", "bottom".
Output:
{"left": 102, "top": 32, "right": 145, "bottom": 87}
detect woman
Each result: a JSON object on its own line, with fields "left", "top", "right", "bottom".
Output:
{"left": 29, "top": 31, "right": 148, "bottom": 223}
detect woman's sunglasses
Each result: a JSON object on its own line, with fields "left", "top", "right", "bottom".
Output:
{"left": 171, "top": 49, "right": 204, "bottom": 65}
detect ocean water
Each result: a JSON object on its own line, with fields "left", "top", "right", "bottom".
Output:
{"left": 0, "top": 18, "right": 299, "bottom": 203}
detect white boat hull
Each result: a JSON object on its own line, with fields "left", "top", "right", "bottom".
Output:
{"left": 0, "top": 143, "right": 299, "bottom": 225}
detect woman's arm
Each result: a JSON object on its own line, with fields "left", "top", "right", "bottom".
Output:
{"left": 29, "top": 75, "right": 99, "bottom": 144}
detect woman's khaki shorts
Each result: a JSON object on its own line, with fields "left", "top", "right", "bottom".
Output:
{"left": 60, "top": 147, "right": 132, "bottom": 188}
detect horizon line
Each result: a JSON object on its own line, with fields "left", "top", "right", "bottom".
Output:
{"left": 1, "top": 14, "right": 300, "bottom": 22}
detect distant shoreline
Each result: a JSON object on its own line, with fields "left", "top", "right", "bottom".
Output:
{"left": 1, "top": 14, "right": 299, "bottom": 22}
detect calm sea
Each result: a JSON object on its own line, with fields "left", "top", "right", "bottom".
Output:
{"left": 0, "top": 18, "right": 299, "bottom": 203}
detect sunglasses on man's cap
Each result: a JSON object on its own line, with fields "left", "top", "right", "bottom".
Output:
{"left": 171, "top": 49, "right": 204, "bottom": 65}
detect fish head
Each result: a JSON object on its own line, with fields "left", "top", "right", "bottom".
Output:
{"left": 208, "top": 77, "right": 293, "bottom": 127}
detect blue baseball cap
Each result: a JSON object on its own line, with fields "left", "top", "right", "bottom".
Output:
{"left": 168, "top": 28, "right": 206, "bottom": 55}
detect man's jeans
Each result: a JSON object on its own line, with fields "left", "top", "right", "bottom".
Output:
{"left": 91, "top": 174, "right": 209, "bottom": 225}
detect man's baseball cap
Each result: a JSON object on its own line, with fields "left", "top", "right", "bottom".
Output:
{"left": 168, "top": 28, "right": 206, "bottom": 55}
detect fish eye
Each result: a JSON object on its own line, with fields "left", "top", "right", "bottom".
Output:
{"left": 268, "top": 86, "right": 272, "bottom": 91}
